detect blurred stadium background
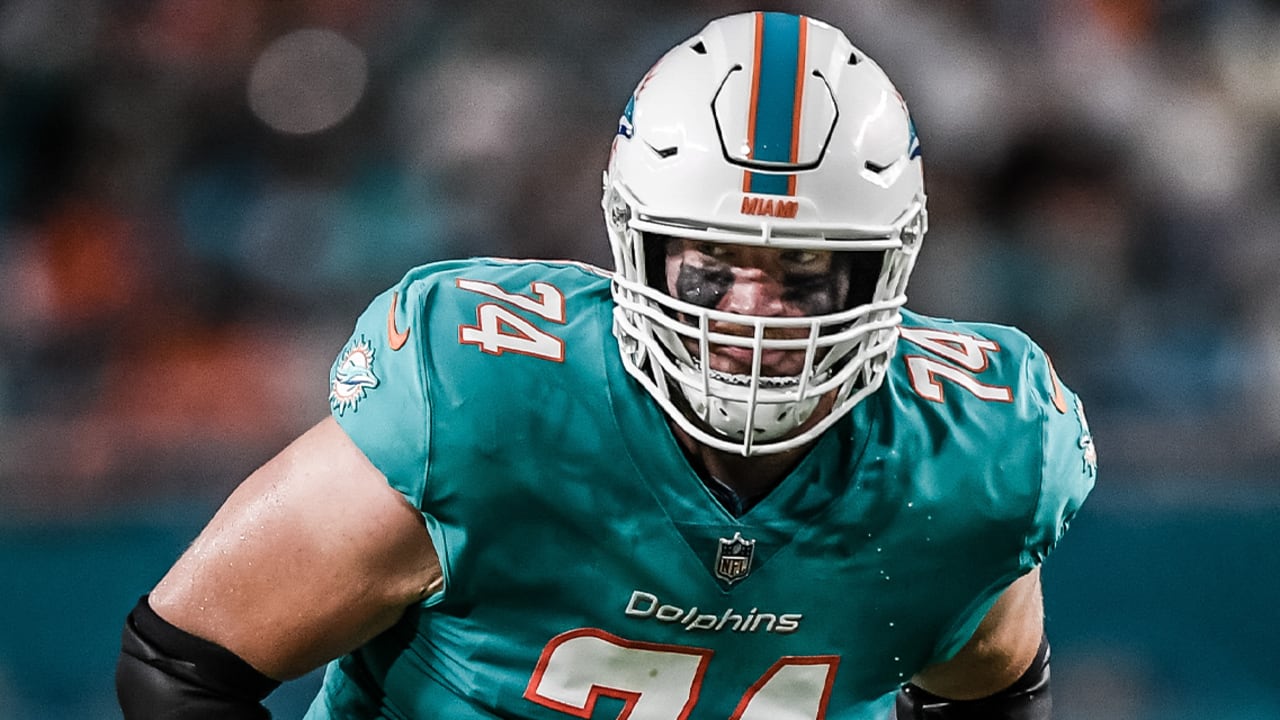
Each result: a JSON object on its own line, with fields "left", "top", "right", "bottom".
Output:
{"left": 1, "top": 1, "right": 1278, "bottom": 718}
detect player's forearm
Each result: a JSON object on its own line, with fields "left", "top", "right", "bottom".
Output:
{"left": 895, "top": 633, "right": 1051, "bottom": 719}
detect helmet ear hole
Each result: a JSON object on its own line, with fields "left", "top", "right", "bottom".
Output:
{"left": 604, "top": 184, "right": 629, "bottom": 235}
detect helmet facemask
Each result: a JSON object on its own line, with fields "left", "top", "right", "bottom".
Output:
{"left": 607, "top": 181, "right": 925, "bottom": 456}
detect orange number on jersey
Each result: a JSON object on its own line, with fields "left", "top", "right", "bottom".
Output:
{"left": 457, "top": 278, "right": 566, "bottom": 361}
{"left": 899, "top": 327, "right": 1013, "bottom": 403}
{"left": 525, "top": 628, "right": 838, "bottom": 720}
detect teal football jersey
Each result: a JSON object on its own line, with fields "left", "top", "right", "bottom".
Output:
{"left": 308, "top": 258, "right": 1095, "bottom": 720}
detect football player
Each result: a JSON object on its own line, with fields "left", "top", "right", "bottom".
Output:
{"left": 117, "top": 11, "right": 1094, "bottom": 720}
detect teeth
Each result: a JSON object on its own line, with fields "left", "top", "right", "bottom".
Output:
{"left": 706, "top": 368, "right": 800, "bottom": 388}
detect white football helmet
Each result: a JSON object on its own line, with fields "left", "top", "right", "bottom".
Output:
{"left": 604, "top": 11, "right": 927, "bottom": 456}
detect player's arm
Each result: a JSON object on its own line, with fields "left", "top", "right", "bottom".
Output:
{"left": 115, "top": 417, "right": 441, "bottom": 719}
{"left": 896, "top": 567, "right": 1050, "bottom": 719}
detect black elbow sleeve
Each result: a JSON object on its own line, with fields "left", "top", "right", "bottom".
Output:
{"left": 896, "top": 633, "right": 1051, "bottom": 719}
{"left": 115, "top": 595, "right": 281, "bottom": 720}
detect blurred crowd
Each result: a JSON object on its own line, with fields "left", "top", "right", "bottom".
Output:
{"left": 1, "top": 0, "right": 1278, "bottom": 518}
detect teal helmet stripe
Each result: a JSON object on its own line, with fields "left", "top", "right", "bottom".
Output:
{"left": 746, "top": 12, "right": 803, "bottom": 196}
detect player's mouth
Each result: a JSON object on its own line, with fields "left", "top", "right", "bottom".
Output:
{"left": 699, "top": 344, "right": 808, "bottom": 378}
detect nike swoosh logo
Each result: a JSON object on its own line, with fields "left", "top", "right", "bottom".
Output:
{"left": 387, "top": 291, "right": 410, "bottom": 351}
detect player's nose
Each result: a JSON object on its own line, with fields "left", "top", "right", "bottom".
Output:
{"left": 719, "top": 271, "right": 787, "bottom": 317}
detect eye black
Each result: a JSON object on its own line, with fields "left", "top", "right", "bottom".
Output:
{"left": 675, "top": 263, "right": 733, "bottom": 309}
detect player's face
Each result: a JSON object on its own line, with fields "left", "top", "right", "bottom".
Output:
{"left": 663, "top": 238, "right": 851, "bottom": 377}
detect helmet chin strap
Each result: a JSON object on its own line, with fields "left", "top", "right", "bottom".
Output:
{"left": 680, "top": 370, "right": 824, "bottom": 444}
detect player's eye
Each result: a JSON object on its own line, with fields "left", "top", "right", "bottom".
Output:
{"left": 779, "top": 250, "right": 828, "bottom": 272}
{"left": 693, "top": 242, "right": 730, "bottom": 259}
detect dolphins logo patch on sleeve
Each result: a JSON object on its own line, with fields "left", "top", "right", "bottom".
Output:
{"left": 1075, "top": 398, "right": 1098, "bottom": 477}
{"left": 330, "top": 336, "right": 379, "bottom": 415}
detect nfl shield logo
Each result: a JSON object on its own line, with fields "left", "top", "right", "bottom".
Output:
{"left": 715, "top": 532, "right": 755, "bottom": 584}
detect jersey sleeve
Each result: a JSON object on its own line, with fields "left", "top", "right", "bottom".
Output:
{"left": 327, "top": 269, "right": 434, "bottom": 508}
{"left": 922, "top": 327, "right": 1097, "bottom": 666}
{"left": 1022, "top": 347, "right": 1097, "bottom": 570}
